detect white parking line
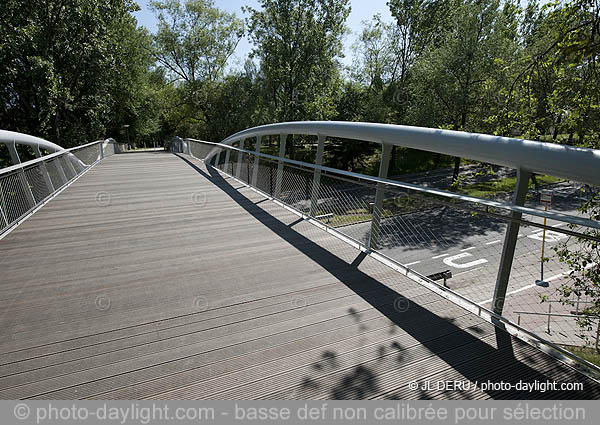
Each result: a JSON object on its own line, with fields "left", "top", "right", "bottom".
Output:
{"left": 405, "top": 261, "right": 421, "bottom": 266}
{"left": 486, "top": 240, "right": 501, "bottom": 245}
{"left": 432, "top": 253, "right": 449, "bottom": 259}
{"left": 460, "top": 247, "right": 476, "bottom": 252}
{"left": 478, "top": 263, "right": 596, "bottom": 305}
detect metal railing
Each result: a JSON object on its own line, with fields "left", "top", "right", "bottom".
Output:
{"left": 0, "top": 132, "right": 118, "bottom": 236}
{"left": 174, "top": 121, "right": 600, "bottom": 374}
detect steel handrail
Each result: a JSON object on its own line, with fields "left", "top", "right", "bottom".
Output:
{"left": 186, "top": 139, "right": 600, "bottom": 231}
{"left": 0, "top": 139, "right": 107, "bottom": 176}
{"left": 212, "top": 121, "right": 600, "bottom": 187}
{"left": 0, "top": 129, "right": 66, "bottom": 153}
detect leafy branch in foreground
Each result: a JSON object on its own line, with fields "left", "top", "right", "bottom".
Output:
{"left": 552, "top": 189, "right": 600, "bottom": 348}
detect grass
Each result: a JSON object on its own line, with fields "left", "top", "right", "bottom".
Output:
{"left": 458, "top": 175, "right": 563, "bottom": 198}
{"left": 319, "top": 205, "right": 405, "bottom": 227}
{"left": 326, "top": 213, "right": 373, "bottom": 227}
{"left": 561, "top": 345, "right": 600, "bottom": 367}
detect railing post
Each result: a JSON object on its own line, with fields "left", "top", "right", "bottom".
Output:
{"left": 223, "top": 148, "right": 231, "bottom": 174}
{"left": 309, "top": 134, "right": 326, "bottom": 217}
{"left": 33, "top": 144, "right": 55, "bottom": 193}
{"left": 251, "top": 135, "right": 262, "bottom": 187}
{"left": 369, "top": 143, "right": 393, "bottom": 249}
{"left": 63, "top": 155, "right": 79, "bottom": 177}
{"left": 187, "top": 139, "right": 192, "bottom": 156}
{"left": 7, "top": 140, "right": 20, "bottom": 165}
{"left": 99, "top": 141, "right": 105, "bottom": 160}
{"left": 0, "top": 191, "right": 8, "bottom": 227}
{"left": 54, "top": 156, "right": 68, "bottom": 186}
{"left": 274, "top": 133, "right": 288, "bottom": 199}
{"left": 7, "top": 140, "right": 36, "bottom": 208}
{"left": 235, "top": 139, "right": 245, "bottom": 180}
{"left": 491, "top": 167, "right": 532, "bottom": 315}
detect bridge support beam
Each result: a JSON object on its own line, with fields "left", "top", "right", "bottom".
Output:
{"left": 33, "top": 145, "right": 55, "bottom": 194}
{"left": 369, "top": 143, "right": 393, "bottom": 249}
{"left": 214, "top": 149, "right": 222, "bottom": 168}
{"left": 309, "top": 134, "right": 326, "bottom": 217}
{"left": 223, "top": 149, "right": 231, "bottom": 174}
{"left": 235, "top": 139, "right": 245, "bottom": 180}
{"left": 491, "top": 167, "right": 532, "bottom": 316}
{"left": 251, "top": 136, "right": 262, "bottom": 187}
{"left": 274, "top": 133, "right": 288, "bottom": 199}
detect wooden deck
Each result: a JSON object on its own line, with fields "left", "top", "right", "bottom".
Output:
{"left": 0, "top": 152, "right": 599, "bottom": 399}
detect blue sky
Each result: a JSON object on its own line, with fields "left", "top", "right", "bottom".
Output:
{"left": 132, "top": 0, "right": 394, "bottom": 69}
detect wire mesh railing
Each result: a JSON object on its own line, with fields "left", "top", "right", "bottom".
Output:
{"left": 0, "top": 139, "right": 118, "bottom": 236}
{"left": 183, "top": 135, "right": 600, "bottom": 370}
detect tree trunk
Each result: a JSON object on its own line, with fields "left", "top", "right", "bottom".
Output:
{"left": 287, "top": 135, "right": 295, "bottom": 159}
{"left": 452, "top": 156, "right": 461, "bottom": 188}
{"left": 531, "top": 173, "right": 538, "bottom": 191}
{"left": 552, "top": 115, "right": 561, "bottom": 141}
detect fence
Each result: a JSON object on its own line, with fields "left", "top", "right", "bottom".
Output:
{"left": 0, "top": 137, "right": 118, "bottom": 236}
{"left": 176, "top": 122, "right": 600, "bottom": 371}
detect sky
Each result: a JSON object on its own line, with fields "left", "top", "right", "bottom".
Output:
{"left": 132, "top": 0, "right": 395, "bottom": 70}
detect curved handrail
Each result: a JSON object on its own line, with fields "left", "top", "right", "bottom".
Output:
{"left": 0, "top": 129, "right": 91, "bottom": 171}
{"left": 210, "top": 121, "right": 600, "bottom": 186}
{"left": 0, "top": 129, "right": 66, "bottom": 154}
{"left": 185, "top": 139, "right": 600, "bottom": 231}
{"left": 0, "top": 139, "right": 107, "bottom": 176}
{"left": 0, "top": 133, "right": 118, "bottom": 237}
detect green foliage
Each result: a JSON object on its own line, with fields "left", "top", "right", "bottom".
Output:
{"left": 149, "top": 0, "right": 244, "bottom": 141}
{"left": 245, "top": 0, "right": 350, "bottom": 122}
{"left": 0, "top": 0, "right": 153, "bottom": 146}
{"left": 457, "top": 174, "right": 562, "bottom": 198}
{"left": 553, "top": 191, "right": 600, "bottom": 346}
{"left": 150, "top": 0, "right": 243, "bottom": 84}
{"left": 1, "top": 0, "right": 598, "bottom": 168}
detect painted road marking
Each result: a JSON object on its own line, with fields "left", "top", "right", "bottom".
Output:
{"left": 460, "top": 247, "right": 476, "bottom": 252}
{"left": 432, "top": 253, "right": 450, "bottom": 259}
{"left": 486, "top": 239, "right": 501, "bottom": 245}
{"left": 527, "top": 230, "right": 566, "bottom": 242}
{"left": 478, "top": 263, "right": 596, "bottom": 305}
{"left": 405, "top": 261, "right": 421, "bottom": 266}
{"left": 443, "top": 252, "right": 488, "bottom": 269}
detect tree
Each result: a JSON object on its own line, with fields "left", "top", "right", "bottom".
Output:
{"left": 409, "top": 0, "right": 511, "bottom": 184}
{"left": 504, "top": 0, "right": 600, "bottom": 147}
{"left": 350, "top": 15, "right": 399, "bottom": 124}
{"left": 0, "top": 0, "right": 150, "bottom": 147}
{"left": 552, "top": 191, "right": 600, "bottom": 349}
{"left": 246, "top": 0, "right": 350, "bottom": 123}
{"left": 150, "top": 0, "right": 244, "bottom": 140}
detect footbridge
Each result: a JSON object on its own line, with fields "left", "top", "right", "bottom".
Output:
{"left": 1, "top": 123, "right": 600, "bottom": 399}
